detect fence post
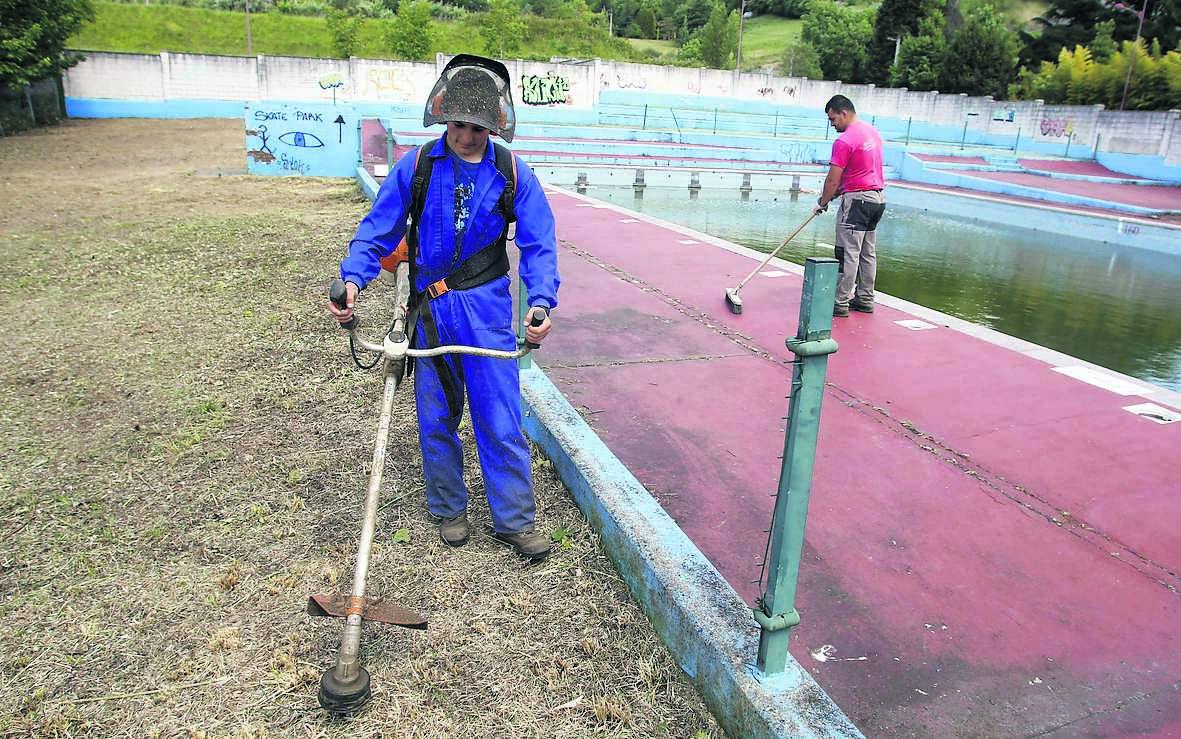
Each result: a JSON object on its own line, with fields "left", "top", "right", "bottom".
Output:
{"left": 1094, "top": 132, "right": 1101, "bottom": 161}
{"left": 642, "top": 104, "right": 648, "bottom": 130}
{"left": 754, "top": 257, "right": 839, "bottom": 675}
{"left": 1014, "top": 126, "right": 1021, "bottom": 153}
{"left": 24, "top": 85, "right": 35, "bottom": 127}
{"left": 960, "top": 119, "right": 969, "bottom": 150}
{"left": 905, "top": 116, "right": 912, "bottom": 146}
{"left": 713, "top": 107, "right": 718, "bottom": 135}
{"left": 1065, "top": 130, "right": 1073, "bottom": 158}
{"left": 773, "top": 110, "right": 779, "bottom": 137}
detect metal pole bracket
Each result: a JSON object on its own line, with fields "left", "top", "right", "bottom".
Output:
{"left": 752, "top": 606, "right": 801, "bottom": 632}
{"left": 786, "top": 337, "right": 839, "bottom": 357}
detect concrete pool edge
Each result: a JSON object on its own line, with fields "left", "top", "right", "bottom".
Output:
{"left": 519, "top": 366, "right": 864, "bottom": 739}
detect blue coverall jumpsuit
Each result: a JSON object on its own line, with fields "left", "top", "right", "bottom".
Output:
{"left": 340, "top": 137, "right": 560, "bottom": 535}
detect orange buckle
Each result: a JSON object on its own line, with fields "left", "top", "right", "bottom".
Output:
{"left": 426, "top": 279, "right": 450, "bottom": 299}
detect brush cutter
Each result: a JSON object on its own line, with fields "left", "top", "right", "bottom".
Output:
{"left": 312, "top": 264, "right": 544, "bottom": 716}
{"left": 723, "top": 210, "right": 819, "bottom": 315}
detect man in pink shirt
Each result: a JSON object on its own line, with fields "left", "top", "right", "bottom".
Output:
{"left": 814, "top": 95, "right": 886, "bottom": 317}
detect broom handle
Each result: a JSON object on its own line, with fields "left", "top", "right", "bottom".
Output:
{"left": 734, "top": 210, "right": 819, "bottom": 291}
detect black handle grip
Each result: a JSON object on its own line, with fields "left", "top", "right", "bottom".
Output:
{"left": 329, "top": 278, "right": 357, "bottom": 331}
{"left": 524, "top": 309, "right": 546, "bottom": 350}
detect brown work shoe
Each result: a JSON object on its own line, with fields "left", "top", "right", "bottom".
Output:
{"left": 438, "top": 513, "right": 470, "bottom": 547}
{"left": 850, "top": 300, "right": 874, "bottom": 313}
{"left": 833, "top": 304, "right": 849, "bottom": 317}
{"left": 491, "top": 529, "right": 551, "bottom": 562}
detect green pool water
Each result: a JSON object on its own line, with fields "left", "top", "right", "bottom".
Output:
{"left": 584, "top": 186, "right": 1181, "bottom": 393}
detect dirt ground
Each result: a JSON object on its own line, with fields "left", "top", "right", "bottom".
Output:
{"left": 0, "top": 119, "right": 720, "bottom": 738}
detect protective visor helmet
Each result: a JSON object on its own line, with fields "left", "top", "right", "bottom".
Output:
{"left": 424, "top": 54, "right": 516, "bottom": 143}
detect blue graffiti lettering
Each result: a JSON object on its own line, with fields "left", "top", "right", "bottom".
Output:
{"left": 278, "top": 153, "right": 311, "bottom": 175}
{"left": 295, "top": 111, "right": 324, "bottom": 122}
{"left": 253, "top": 110, "right": 287, "bottom": 122}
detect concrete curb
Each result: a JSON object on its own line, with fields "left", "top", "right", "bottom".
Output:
{"left": 519, "top": 367, "right": 863, "bottom": 739}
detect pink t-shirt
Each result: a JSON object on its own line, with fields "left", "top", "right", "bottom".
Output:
{"left": 830, "top": 120, "right": 884, "bottom": 193}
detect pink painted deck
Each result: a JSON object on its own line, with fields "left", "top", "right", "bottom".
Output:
{"left": 539, "top": 190, "right": 1181, "bottom": 736}
{"left": 1018, "top": 158, "right": 1142, "bottom": 178}
{"left": 896, "top": 181, "right": 1181, "bottom": 226}
{"left": 948, "top": 169, "right": 1181, "bottom": 211}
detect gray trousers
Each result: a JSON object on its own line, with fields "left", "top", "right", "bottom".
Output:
{"left": 834, "top": 190, "right": 886, "bottom": 307}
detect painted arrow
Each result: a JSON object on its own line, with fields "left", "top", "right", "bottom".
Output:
{"left": 334, "top": 114, "right": 345, "bottom": 143}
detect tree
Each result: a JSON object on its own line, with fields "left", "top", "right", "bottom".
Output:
{"left": 676, "top": 0, "right": 714, "bottom": 38}
{"left": 800, "top": 0, "right": 875, "bottom": 82}
{"left": 867, "top": 0, "right": 940, "bottom": 84}
{"left": 938, "top": 4, "right": 1019, "bottom": 97}
{"left": 1010, "top": 39, "right": 1181, "bottom": 110}
{"left": 1020, "top": 0, "right": 1111, "bottom": 67}
{"left": 1090, "top": 19, "right": 1117, "bottom": 61}
{"left": 326, "top": 0, "right": 361, "bottom": 58}
{"left": 387, "top": 0, "right": 433, "bottom": 60}
{"left": 697, "top": 0, "right": 738, "bottom": 68}
{"left": 482, "top": 0, "right": 525, "bottom": 57}
{"left": 636, "top": 6, "right": 657, "bottom": 37}
{"left": 746, "top": 0, "right": 810, "bottom": 19}
{"left": 0, "top": 0, "right": 95, "bottom": 90}
{"left": 779, "top": 39, "right": 823, "bottom": 78}
{"left": 889, "top": 11, "right": 945, "bottom": 90}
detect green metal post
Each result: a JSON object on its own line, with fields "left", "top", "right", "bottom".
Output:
{"left": 517, "top": 277, "right": 531, "bottom": 370}
{"left": 754, "top": 257, "right": 839, "bottom": 675}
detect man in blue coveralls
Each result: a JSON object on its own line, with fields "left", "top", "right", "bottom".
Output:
{"left": 327, "top": 55, "right": 559, "bottom": 562}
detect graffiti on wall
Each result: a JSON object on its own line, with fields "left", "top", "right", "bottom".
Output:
{"left": 778, "top": 142, "right": 813, "bottom": 163}
{"left": 521, "top": 73, "right": 571, "bottom": 106}
{"left": 992, "top": 109, "right": 1015, "bottom": 123}
{"left": 1040, "top": 117, "right": 1074, "bottom": 137}
{"left": 317, "top": 72, "right": 346, "bottom": 104}
{"left": 366, "top": 68, "right": 415, "bottom": 101}
{"left": 757, "top": 87, "right": 774, "bottom": 97}
{"left": 246, "top": 104, "right": 353, "bottom": 177}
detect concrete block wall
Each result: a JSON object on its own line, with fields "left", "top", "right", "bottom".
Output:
{"left": 65, "top": 51, "right": 1180, "bottom": 163}
{"left": 161, "top": 52, "right": 259, "bottom": 100}
{"left": 1098, "top": 109, "right": 1178, "bottom": 155}
{"left": 64, "top": 52, "right": 164, "bottom": 100}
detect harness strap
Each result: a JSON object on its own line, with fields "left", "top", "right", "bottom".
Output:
{"left": 403, "top": 138, "right": 518, "bottom": 418}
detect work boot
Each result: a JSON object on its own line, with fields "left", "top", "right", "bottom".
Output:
{"left": 438, "top": 513, "right": 470, "bottom": 547}
{"left": 833, "top": 304, "right": 849, "bottom": 317}
{"left": 491, "top": 529, "right": 551, "bottom": 562}
{"left": 850, "top": 300, "right": 874, "bottom": 313}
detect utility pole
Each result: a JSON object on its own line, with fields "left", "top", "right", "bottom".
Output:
{"left": 1118, "top": 0, "right": 1147, "bottom": 111}
{"left": 245, "top": 0, "right": 254, "bottom": 55}
{"left": 735, "top": 0, "right": 747, "bottom": 72}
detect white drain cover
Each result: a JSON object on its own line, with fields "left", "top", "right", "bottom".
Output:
{"left": 1122, "top": 403, "right": 1180, "bottom": 424}
{"left": 895, "top": 319, "right": 937, "bottom": 330}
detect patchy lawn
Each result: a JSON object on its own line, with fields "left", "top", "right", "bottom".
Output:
{"left": 0, "top": 118, "right": 720, "bottom": 738}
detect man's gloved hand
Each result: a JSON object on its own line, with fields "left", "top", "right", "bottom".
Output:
{"left": 328, "top": 280, "right": 359, "bottom": 324}
{"left": 813, "top": 201, "right": 828, "bottom": 215}
{"left": 525, "top": 306, "right": 551, "bottom": 346}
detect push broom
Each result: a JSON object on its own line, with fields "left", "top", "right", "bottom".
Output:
{"left": 723, "top": 210, "right": 819, "bottom": 315}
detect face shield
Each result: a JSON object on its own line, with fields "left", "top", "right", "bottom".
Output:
{"left": 423, "top": 55, "right": 517, "bottom": 143}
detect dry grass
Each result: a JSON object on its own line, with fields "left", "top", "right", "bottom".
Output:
{"left": 0, "top": 119, "right": 720, "bottom": 738}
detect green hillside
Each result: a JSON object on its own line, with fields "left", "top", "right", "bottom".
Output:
{"left": 69, "top": 2, "right": 631, "bottom": 60}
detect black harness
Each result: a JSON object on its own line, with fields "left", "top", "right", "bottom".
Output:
{"left": 404, "top": 138, "right": 517, "bottom": 416}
